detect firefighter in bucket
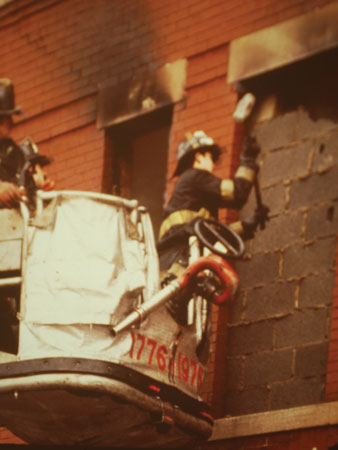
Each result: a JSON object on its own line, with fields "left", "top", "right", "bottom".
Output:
{"left": 0, "top": 78, "right": 54, "bottom": 209}
{"left": 157, "top": 130, "right": 268, "bottom": 323}
{"left": 0, "top": 79, "right": 54, "bottom": 353}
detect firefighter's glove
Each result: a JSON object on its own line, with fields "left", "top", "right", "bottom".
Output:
{"left": 242, "top": 204, "right": 270, "bottom": 239}
{"left": 0, "top": 181, "right": 26, "bottom": 208}
{"left": 239, "top": 154, "right": 259, "bottom": 172}
{"left": 242, "top": 135, "right": 261, "bottom": 159}
{"left": 257, "top": 203, "right": 270, "bottom": 229}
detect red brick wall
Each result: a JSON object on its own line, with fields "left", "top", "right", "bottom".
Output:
{"left": 204, "top": 426, "right": 338, "bottom": 450}
{"left": 326, "top": 240, "right": 338, "bottom": 402}
{"left": 0, "top": 427, "right": 26, "bottom": 444}
{"left": 148, "top": 0, "right": 333, "bottom": 60}
{"left": 0, "top": 0, "right": 337, "bottom": 442}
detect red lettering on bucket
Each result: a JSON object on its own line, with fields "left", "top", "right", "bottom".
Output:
{"left": 129, "top": 331, "right": 205, "bottom": 391}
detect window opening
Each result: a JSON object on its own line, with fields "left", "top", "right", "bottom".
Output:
{"left": 107, "top": 106, "right": 172, "bottom": 239}
{"left": 239, "top": 46, "right": 338, "bottom": 122}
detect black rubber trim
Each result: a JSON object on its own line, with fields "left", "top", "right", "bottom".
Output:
{"left": 0, "top": 357, "right": 213, "bottom": 425}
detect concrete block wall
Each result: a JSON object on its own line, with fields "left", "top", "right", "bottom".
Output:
{"left": 225, "top": 108, "right": 338, "bottom": 416}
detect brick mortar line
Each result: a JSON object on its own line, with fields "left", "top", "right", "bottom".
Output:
{"left": 28, "top": 117, "right": 95, "bottom": 147}
{"left": 13, "top": 93, "right": 97, "bottom": 145}
{"left": 187, "top": 41, "right": 229, "bottom": 62}
{"left": 19, "top": 90, "right": 97, "bottom": 125}
{"left": 186, "top": 72, "right": 228, "bottom": 92}
{"left": 0, "top": 0, "right": 66, "bottom": 29}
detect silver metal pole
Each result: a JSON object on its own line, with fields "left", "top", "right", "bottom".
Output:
{"left": 0, "top": 277, "right": 22, "bottom": 287}
{"left": 111, "top": 280, "right": 181, "bottom": 336}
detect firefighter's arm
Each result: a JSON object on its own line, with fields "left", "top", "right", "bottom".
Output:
{"left": 0, "top": 180, "right": 26, "bottom": 208}
{"left": 220, "top": 136, "right": 260, "bottom": 209}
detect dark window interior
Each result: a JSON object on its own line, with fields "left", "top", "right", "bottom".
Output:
{"left": 107, "top": 106, "right": 172, "bottom": 239}
{"left": 240, "top": 46, "right": 338, "bottom": 122}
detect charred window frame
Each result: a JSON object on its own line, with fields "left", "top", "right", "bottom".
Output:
{"left": 236, "top": 46, "right": 338, "bottom": 125}
{"left": 0, "top": 0, "right": 16, "bottom": 7}
{"left": 228, "top": 2, "right": 338, "bottom": 124}
{"left": 97, "top": 60, "right": 187, "bottom": 237}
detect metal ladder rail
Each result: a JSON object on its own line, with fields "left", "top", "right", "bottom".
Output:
{"left": 0, "top": 203, "right": 29, "bottom": 309}
{"left": 0, "top": 203, "right": 30, "bottom": 289}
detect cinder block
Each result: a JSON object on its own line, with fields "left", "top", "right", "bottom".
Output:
{"left": 295, "top": 342, "right": 329, "bottom": 377}
{"left": 270, "top": 377, "right": 325, "bottom": 410}
{"left": 244, "top": 349, "right": 293, "bottom": 386}
{"left": 224, "top": 385, "right": 270, "bottom": 416}
{"left": 235, "top": 251, "right": 280, "bottom": 289}
{"left": 313, "top": 130, "right": 338, "bottom": 173}
{"left": 296, "top": 108, "right": 338, "bottom": 140}
{"left": 240, "top": 183, "right": 286, "bottom": 219}
{"left": 245, "top": 281, "right": 296, "bottom": 321}
{"left": 253, "top": 211, "right": 303, "bottom": 253}
{"left": 254, "top": 111, "right": 298, "bottom": 152}
{"left": 290, "top": 166, "right": 338, "bottom": 210}
{"left": 306, "top": 200, "right": 338, "bottom": 240}
{"left": 299, "top": 272, "right": 335, "bottom": 307}
{"left": 283, "top": 237, "right": 336, "bottom": 278}
{"left": 275, "top": 308, "right": 328, "bottom": 348}
{"left": 227, "top": 320, "right": 274, "bottom": 356}
{"left": 260, "top": 141, "right": 311, "bottom": 186}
